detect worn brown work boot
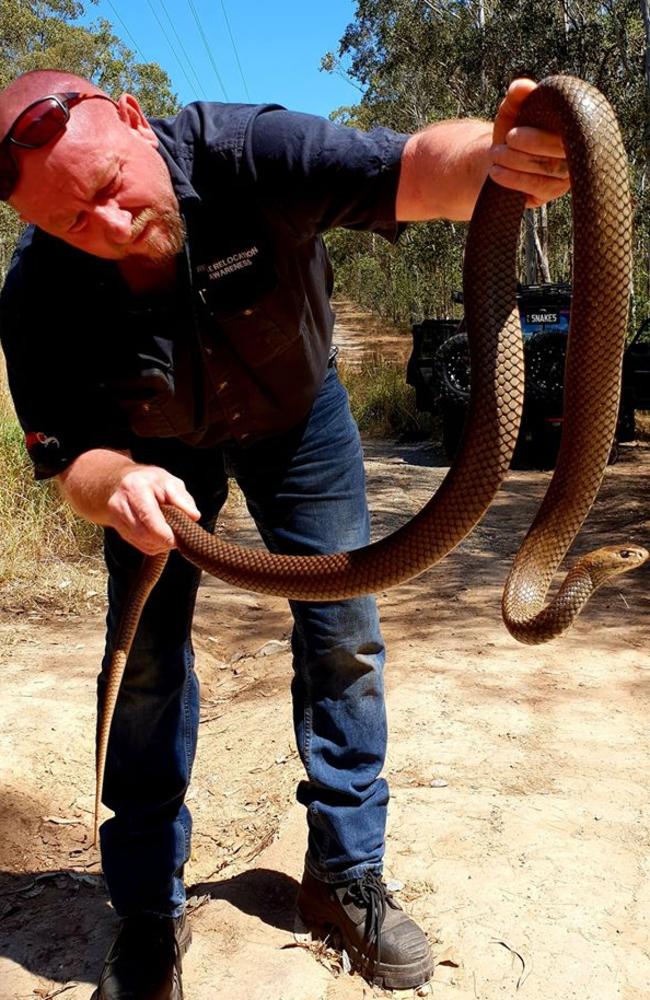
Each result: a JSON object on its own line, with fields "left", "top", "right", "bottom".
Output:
{"left": 91, "top": 911, "right": 191, "bottom": 1000}
{"left": 296, "top": 869, "right": 433, "bottom": 990}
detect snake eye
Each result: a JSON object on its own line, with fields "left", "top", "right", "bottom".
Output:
{"left": 619, "top": 549, "right": 634, "bottom": 559}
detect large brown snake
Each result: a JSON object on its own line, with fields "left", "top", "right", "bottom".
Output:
{"left": 93, "top": 76, "right": 648, "bottom": 844}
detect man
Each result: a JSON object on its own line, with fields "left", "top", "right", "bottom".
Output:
{"left": 0, "top": 68, "right": 568, "bottom": 999}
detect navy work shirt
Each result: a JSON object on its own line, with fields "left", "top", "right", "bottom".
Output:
{"left": 0, "top": 102, "right": 409, "bottom": 479}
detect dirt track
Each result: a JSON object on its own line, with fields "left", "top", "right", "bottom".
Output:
{"left": 1, "top": 428, "right": 649, "bottom": 1000}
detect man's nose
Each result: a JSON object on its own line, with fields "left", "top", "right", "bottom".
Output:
{"left": 93, "top": 202, "right": 133, "bottom": 243}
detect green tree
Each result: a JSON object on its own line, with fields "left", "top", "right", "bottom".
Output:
{"left": 323, "top": 0, "right": 649, "bottom": 327}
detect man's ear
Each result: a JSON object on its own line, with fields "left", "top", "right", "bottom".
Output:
{"left": 115, "top": 93, "right": 158, "bottom": 148}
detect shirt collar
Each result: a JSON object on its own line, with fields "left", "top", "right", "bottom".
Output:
{"left": 150, "top": 120, "right": 201, "bottom": 208}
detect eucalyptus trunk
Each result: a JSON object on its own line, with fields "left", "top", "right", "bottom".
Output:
{"left": 641, "top": 0, "right": 650, "bottom": 115}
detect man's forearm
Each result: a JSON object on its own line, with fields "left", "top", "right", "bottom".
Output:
{"left": 396, "top": 119, "right": 493, "bottom": 223}
{"left": 57, "top": 448, "right": 135, "bottom": 525}
{"left": 396, "top": 80, "right": 570, "bottom": 223}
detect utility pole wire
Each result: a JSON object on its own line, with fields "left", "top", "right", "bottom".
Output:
{"left": 158, "top": 0, "right": 209, "bottom": 100}
{"left": 146, "top": 0, "right": 203, "bottom": 99}
{"left": 219, "top": 0, "right": 250, "bottom": 101}
{"left": 186, "top": 0, "right": 229, "bottom": 101}
{"left": 105, "top": 0, "right": 149, "bottom": 63}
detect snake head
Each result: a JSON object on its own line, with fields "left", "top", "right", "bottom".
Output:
{"left": 590, "top": 544, "right": 649, "bottom": 581}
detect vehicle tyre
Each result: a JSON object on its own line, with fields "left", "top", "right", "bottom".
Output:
{"left": 435, "top": 333, "right": 471, "bottom": 404}
{"left": 524, "top": 330, "right": 567, "bottom": 406}
{"left": 441, "top": 402, "right": 466, "bottom": 461}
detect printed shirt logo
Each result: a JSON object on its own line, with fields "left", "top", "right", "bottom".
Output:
{"left": 195, "top": 245, "right": 259, "bottom": 283}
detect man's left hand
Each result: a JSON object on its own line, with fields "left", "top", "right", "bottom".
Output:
{"left": 489, "top": 78, "right": 570, "bottom": 209}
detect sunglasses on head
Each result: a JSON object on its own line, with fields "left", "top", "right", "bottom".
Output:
{"left": 0, "top": 91, "right": 117, "bottom": 201}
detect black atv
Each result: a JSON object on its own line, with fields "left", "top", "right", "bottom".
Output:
{"left": 406, "top": 284, "right": 650, "bottom": 466}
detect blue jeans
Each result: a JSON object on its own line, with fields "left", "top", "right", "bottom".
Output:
{"left": 98, "top": 367, "right": 388, "bottom": 917}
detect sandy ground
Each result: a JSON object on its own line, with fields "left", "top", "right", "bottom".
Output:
{"left": 1, "top": 304, "right": 649, "bottom": 999}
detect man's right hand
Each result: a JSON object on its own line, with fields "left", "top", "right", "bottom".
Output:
{"left": 105, "top": 464, "right": 201, "bottom": 554}
{"left": 57, "top": 449, "right": 201, "bottom": 555}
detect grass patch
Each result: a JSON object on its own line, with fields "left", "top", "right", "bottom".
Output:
{"left": 0, "top": 364, "right": 248, "bottom": 612}
{"left": 339, "top": 356, "right": 432, "bottom": 439}
{"left": 0, "top": 367, "right": 104, "bottom": 612}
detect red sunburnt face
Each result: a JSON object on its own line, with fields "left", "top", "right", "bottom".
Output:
{"left": 9, "top": 98, "right": 185, "bottom": 264}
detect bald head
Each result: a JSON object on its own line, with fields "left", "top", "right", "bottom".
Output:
{"left": 0, "top": 69, "right": 108, "bottom": 140}
{"left": 1, "top": 69, "right": 184, "bottom": 267}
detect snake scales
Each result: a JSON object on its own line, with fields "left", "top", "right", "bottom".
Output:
{"left": 93, "top": 76, "right": 648, "bottom": 844}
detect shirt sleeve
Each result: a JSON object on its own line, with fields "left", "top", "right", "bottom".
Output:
{"left": 0, "top": 234, "right": 131, "bottom": 480}
{"left": 244, "top": 108, "right": 409, "bottom": 243}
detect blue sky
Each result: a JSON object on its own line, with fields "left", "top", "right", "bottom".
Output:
{"left": 82, "top": 0, "right": 363, "bottom": 118}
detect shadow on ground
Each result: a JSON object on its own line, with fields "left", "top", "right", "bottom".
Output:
{"left": 188, "top": 867, "right": 299, "bottom": 933}
{"left": 0, "top": 866, "right": 300, "bottom": 988}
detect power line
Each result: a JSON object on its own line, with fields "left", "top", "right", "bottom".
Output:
{"left": 145, "top": 0, "right": 203, "bottom": 100}
{"left": 158, "top": 0, "right": 209, "bottom": 100}
{"left": 185, "top": 0, "right": 230, "bottom": 101}
{"left": 219, "top": 0, "right": 250, "bottom": 101}
{"left": 105, "top": 0, "right": 149, "bottom": 64}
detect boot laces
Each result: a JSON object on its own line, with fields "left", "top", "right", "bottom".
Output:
{"left": 347, "top": 872, "right": 389, "bottom": 967}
